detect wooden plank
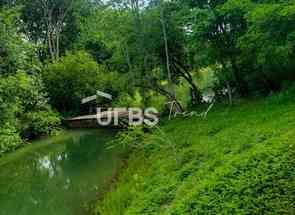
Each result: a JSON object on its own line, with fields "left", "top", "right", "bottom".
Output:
{"left": 65, "top": 110, "right": 130, "bottom": 121}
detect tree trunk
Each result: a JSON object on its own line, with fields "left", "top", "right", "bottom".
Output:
{"left": 174, "top": 62, "right": 202, "bottom": 104}
{"left": 230, "top": 58, "right": 248, "bottom": 96}
{"left": 47, "top": 31, "right": 55, "bottom": 61}
{"left": 160, "top": 5, "right": 172, "bottom": 85}
{"left": 135, "top": 82, "right": 184, "bottom": 113}
{"left": 123, "top": 41, "right": 132, "bottom": 71}
{"left": 56, "top": 30, "right": 60, "bottom": 60}
{"left": 226, "top": 81, "right": 233, "bottom": 105}
{"left": 160, "top": 1, "right": 181, "bottom": 112}
{"left": 42, "top": 0, "right": 73, "bottom": 62}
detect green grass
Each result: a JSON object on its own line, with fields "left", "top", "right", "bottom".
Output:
{"left": 94, "top": 91, "right": 295, "bottom": 215}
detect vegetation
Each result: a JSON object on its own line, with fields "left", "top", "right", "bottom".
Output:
{"left": 1, "top": 0, "right": 295, "bottom": 213}
{"left": 1, "top": 0, "right": 294, "bottom": 119}
{"left": 0, "top": 71, "right": 60, "bottom": 154}
{"left": 43, "top": 51, "right": 111, "bottom": 115}
{"left": 95, "top": 90, "right": 295, "bottom": 214}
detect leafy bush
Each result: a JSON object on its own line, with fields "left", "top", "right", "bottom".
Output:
{"left": 0, "top": 123, "right": 23, "bottom": 154}
{"left": 21, "top": 111, "right": 60, "bottom": 137}
{"left": 0, "top": 71, "right": 61, "bottom": 154}
{"left": 43, "top": 51, "right": 110, "bottom": 115}
{"left": 113, "top": 91, "right": 144, "bottom": 108}
{"left": 176, "top": 82, "right": 191, "bottom": 109}
{"left": 146, "top": 92, "right": 167, "bottom": 114}
{"left": 108, "top": 126, "right": 146, "bottom": 150}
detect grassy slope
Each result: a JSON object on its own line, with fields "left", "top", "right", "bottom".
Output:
{"left": 95, "top": 92, "right": 295, "bottom": 215}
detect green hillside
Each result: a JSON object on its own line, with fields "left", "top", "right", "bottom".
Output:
{"left": 95, "top": 91, "right": 295, "bottom": 214}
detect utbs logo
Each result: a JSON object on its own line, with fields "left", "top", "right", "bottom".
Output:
{"left": 96, "top": 107, "right": 159, "bottom": 127}
{"left": 82, "top": 91, "right": 159, "bottom": 127}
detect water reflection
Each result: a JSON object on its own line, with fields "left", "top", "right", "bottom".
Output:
{"left": 0, "top": 130, "right": 119, "bottom": 215}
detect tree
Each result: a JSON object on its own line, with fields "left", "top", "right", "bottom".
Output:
{"left": 21, "top": 0, "right": 73, "bottom": 61}
{"left": 0, "top": 7, "right": 35, "bottom": 74}
{"left": 0, "top": 71, "right": 60, "bottom": 152}
{"left": 42, "top": 51, "right": 110, "bottom": 115}
{"left": 238, "top": 1, "right": 295, "bottom": 92}
{"left": 18, "top": 0, "right": 97, "bottom": 61}
{"left": 183, "top": 0, "right": 250, "bottom": 95}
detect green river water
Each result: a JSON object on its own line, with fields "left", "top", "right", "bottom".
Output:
{"left": 0, "top": 129, "right": 121, "bottom": 215}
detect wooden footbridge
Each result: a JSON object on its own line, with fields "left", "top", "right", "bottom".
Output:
{"left": 64, "top": 91, "right": 126, "bottom": 128}
{"left": 64, "top": 110, "right": 131, "bottom": 128}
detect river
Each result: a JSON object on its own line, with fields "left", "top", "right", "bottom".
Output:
{"left": 0, "top": 129, "right": 121, "bottom": 215}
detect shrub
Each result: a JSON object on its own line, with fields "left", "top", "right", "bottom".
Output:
{"left": 0, "top": 123, "right": 23, "bottom": 154}
{"left": 21, "top": 110, "right": 60, "bottom": 137}
{"left": 0, "top": 71, "right": 61, "bottom": 154}
{"left": 43, "top": 51, "right": 109, "bottom": 115}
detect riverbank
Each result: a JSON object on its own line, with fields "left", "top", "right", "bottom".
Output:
{"left": 94, "top": 91, "right": 295, "bottom": 214}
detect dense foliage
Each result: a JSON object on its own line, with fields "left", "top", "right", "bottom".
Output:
{"left": 0, "top": 72, "right": 60, "bottom": 154}
{"left": 2, "top": 0, "right": 294, "bottom": 119}
{"left": 0, "top": 6, "right": 60, "bottom": 154}
{"left": 43, "top": 51, "right": 109, "bottom": 114}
